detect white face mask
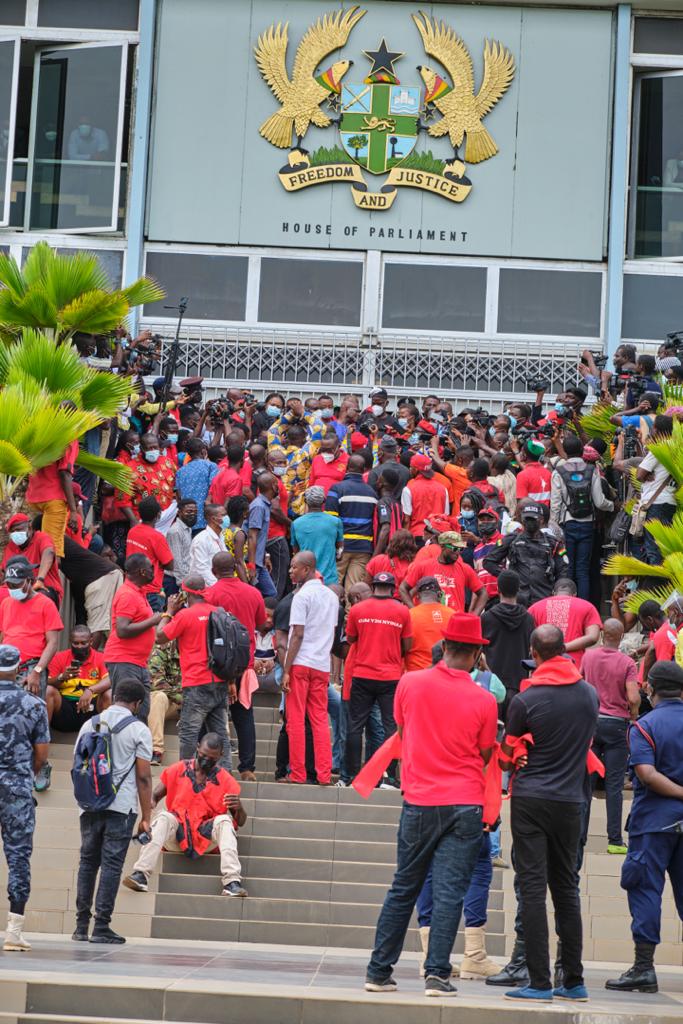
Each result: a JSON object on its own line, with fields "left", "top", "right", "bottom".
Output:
{"left": 8, "top": 586, "right": 28, "bottom": 601}
{"left": 321, "top": 452, "right": 336, "bottom": 463}
{"left": 371, "top": 404, "right": 384, "bottom": 417}
{"left": 9, "top": 531, "right": 28, "bottom": 546}
{"left": 320, "top": 407, "right": 334, "bottom": 419}
{"left": 144, "top": 449, "right": 161, "bottom": 463}
{"left": 272, "top": 465, "right": 287, "bottom": 477}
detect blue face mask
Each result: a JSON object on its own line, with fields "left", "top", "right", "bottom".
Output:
{"left": 131, "top": 444, "right": 140, "bottom": 457}
{"left": 398, "top": 417, "right": 408, "bottom": 430}
{"left": 8, "top": 586, "right": 28, "bottom": 601}
{"left": 409, "top": 432, "right": 421, "bottom": 445}
{"left": 164, "top": 434, "right": 178, "bottom": 446}
{"left": 319, "top": 407, "right": 334, "bottom": 419}
{"left": 222, "top": 514, "right": 231, "bottom": 529}
{"left": 554, "top": 403, "right": 566, "bottom": 415}
{"left": 266, "top": 405, "right": 281, "bottom": 418}
{"left": 9, "top": 531, "right": 28, "bottom": 546}
{"left": 144, "top": 450, "right": 160, "bottom": 463}
{"left": 460, "top": 509, "right": 475, "bottom": 521}
{"left": 508, "top": 415, "right": 517, "bottom": 430}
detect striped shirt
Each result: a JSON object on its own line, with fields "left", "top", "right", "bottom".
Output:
{"left": 325, "top": 474, "right": 378, "bottom": 553}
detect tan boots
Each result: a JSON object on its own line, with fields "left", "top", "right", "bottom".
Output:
{"left": 3, "top": 913, "right": 31, "bottom": 952}
{"left": 418, "top": 926, "right": 460, "bottom": 977}
{"left": 459, "top": 925, "right": 499, "bottom": 979}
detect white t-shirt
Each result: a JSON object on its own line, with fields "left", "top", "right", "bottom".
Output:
{"left": 75, "top": 704, "right": 152, "bottom": 815}
{"left": 289, "top": 579, "right": 339, "bottom": 673}
{"left": 639, "top": 452, "right": 676, "bottom": 506}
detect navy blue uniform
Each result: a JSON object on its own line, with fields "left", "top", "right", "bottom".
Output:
{"left": 624, "top": 700, "right": 683, "bottom": 945}
{"left": 0, "top": 680, "right": 49, "bottom": 909}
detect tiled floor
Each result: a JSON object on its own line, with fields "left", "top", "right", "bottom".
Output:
{"left": 0, "top": 937, "right": 681, "bottom": 1021}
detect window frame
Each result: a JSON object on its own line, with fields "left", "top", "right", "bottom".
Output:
{"left": 24, "top": 38, "right": 128, "bottom": 233}
{"left": 0, "top": 37, "right": 20, "bottom": 227}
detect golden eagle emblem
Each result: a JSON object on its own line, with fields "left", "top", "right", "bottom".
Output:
{"left": 254, "top": 6, "right": 366, "bottom": 149}
{"left": 413, "top": 11, "right": 515, "bottom": 164}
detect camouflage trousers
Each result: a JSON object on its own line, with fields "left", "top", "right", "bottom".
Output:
{"left": 0, "top": 788, "right": 35, "bottom": 909}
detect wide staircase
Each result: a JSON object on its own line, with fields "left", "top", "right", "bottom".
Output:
{"left": 0, "top": 691, "right": 680, "bottom": 1024}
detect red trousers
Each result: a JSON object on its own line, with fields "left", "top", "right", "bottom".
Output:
{"left": 286, "top": 664, "right": 332, "bottom": 784}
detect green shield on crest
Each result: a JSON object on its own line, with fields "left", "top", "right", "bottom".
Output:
{"left": 339, "top": 82, "right": 420, "bottom": 175}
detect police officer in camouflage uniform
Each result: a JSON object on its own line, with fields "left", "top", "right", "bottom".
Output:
{"left": 0, "top": 643, "right": 50, "bottom": 951}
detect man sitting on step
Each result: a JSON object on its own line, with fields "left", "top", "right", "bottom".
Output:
{"left": 123, "top": 732, "right": 248, "bottom": 898}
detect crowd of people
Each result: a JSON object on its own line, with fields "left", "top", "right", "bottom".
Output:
{"left": 0, "top": 350, "right": 681, "bottom": 1000}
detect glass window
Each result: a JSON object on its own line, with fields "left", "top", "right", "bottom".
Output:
{"left": 622, "top": 274, "right": 683, "bottom": 340}
{"left": 497, "top": 269, "right": 602, "bottom": 336}
{"left": 37, "top": 0, "right": 139, "bottom": 31}
{"left": 634, "top": 18, "right": 683, "bottom": 55}
{"left": 0, "top": 2, "right": 25, "bottom": 26}
{"left": 382, "top": 264, "right": 486, "bottom": 332}
{"left": 630, "top": 73, "right": 683, "bottom": 259}
{"left": 0, "top": 40, "right": 19, "bottom": 226}
{"left": 144, "top": 252, "right": 249, "bottom": 321}
{"left": 258, "top": 259, "right": 362, "bottom": 326}
{"left": 28, "top": 43, "right": 127, "bottom": 231}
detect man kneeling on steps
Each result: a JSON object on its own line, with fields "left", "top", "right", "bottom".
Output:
{"left": 123, "top": 733, "right": 248, "bottom": 897}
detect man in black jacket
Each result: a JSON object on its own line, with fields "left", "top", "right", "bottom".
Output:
{"left": 481, "top": 570, "right": 535, "bottom": 709}
{"left": 483, "top": 503, "right": 569, "bottom": 607}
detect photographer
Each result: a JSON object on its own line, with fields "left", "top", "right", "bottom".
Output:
{"left": 635, "top": 415, "right": 677, "bottom": 566}
{"left": 610, "top": 392, "right": 660, "bottom": 442}
{"left": 627, "top": 355, "right": 662, "bottom": 409}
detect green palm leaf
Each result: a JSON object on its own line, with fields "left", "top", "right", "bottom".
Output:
{"left": 642, "top": 512, "right": 683, "bottom": 558}
{"left": 647, "top": 420, "right": 683, "bottom": 487}
{"left": 58, "top": 290, "right": 130, "bottom": 336}
{"left": 0, "top": 440, "right": 33, "bottom": 477}
{"left": 76, "top": 450, "right": 132, "bottom": 493}
{"left": 12, "top": 407, "right": 99, "bottom": 469}
{"left": 79, "top": 372, "right": 131, "bottom": 417}
{"left": 4, "top": 328, "right": 87, "bottom": 395}
{"left": 603, "top": 554, "right": 671, "bottom": 579}
{"left": 579, "top": 402, "right": 618, "bottom": 442}
{"left": 662, "top": 382, "right": 683, "bottom": 408}
{"left": 624, "top": 585, "right": 674, "bottom": 615}
{"left": 21, "top": 242, "right": 56, "bottom": 289}
{"left": 0, "top": 251, "right": 27, "bottom": 297}
{"left": 43, "top": 252, "right": 109, "bottom": 311}
{"left": 120, "top": 277, "right": 165, "bottom": 309}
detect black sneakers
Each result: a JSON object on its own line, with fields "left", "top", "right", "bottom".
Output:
{"left": 425, "top": 975, "right": 457, "bottom": 997}
{"left": 364, "top": 977, "right": 397, "bottom": 992}
{"left": 123, "top": 871, "right": 149, "bottom": 893}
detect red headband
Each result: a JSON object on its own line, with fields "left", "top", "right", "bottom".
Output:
{"left": 182, "top": 584, "right": 206, "bottom": 596}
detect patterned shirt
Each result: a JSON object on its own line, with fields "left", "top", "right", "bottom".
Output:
{"left": 0, "top": 680, "right": 50, "bottom": 796}
{"left": 148, "top": 642, "right": 182, "bottom": 708}
{"left": 175, "top": 458, "right": 218, "bottom": 529}
{"left": 267, "top": 411, "right": 324, "bottom": 516}
{"left": 127, "top": 454, "right": 177, "bottom": 511}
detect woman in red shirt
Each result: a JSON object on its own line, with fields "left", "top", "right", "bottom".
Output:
{"left": 365, "top": 529, "right": 417, "bottom": 597}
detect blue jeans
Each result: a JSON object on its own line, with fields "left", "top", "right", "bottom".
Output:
{"left": 367, "top": 802, "right": 483, "bottom": 981}
{"left": 563, "top": 519, "right": 593, "bottom": 601}
{"left": 417, "top": 831, "right": 492, "bottom": 929}
{"left": 328, "top": 683, "right": 342, "bottom": 771}
{"left": 76, "top": 809, "right": 136, "bottom": 930}
{"left": 255, "top": 564, "right": 277, "bottom": 598}
{"left": 591, "top": 716, "right": 629, "bottom": 845}
{"left": 489, "top": 826, "right": 501, "bottom": 858}
{"left": 644, "top": 503, "right": 677, "bottom": 566}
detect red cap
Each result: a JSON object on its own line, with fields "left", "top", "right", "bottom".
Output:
{"left": 417, "top": 419, "right": 437, "bottom": 436}
{"left": 443, "top": 613, "right": 489, "bottom": 645}
{"left": 479, "top": 505, "right": 500, "bottom": 520}
{"left": 425, "top": 513, "right": 459, "bottom": 533}
{"left": 350, "top": 431, "right": 368, "bottom": 451}
{"left": 7, "top": 513, "right": 29, "bottom": 531}
{"left": 410, "top": 453, "right": 433, "bottom": 473}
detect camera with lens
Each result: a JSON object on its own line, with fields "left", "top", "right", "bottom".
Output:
{"left": 665, "top": 330, "right": 683, "bottom": 352}
{"left": 526, "top": 375, "right": 549, "bottom": 392}
{"left": 207, "top": 396, "right": 235, "bottom": 419}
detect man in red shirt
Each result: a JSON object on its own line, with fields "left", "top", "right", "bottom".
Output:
{"left": 46, "top": 625, "right": 111, "bottom": 734}
{"left": 638, "top": 599, "right": 680, "bottom": 681}
{"left": 2, "top": 513, "right": 63, "bottom": 607}
{"left": 309, "top": 433, "right": 349, "bottom": 494}
{"left": 0, "top": 555, "right": 63, "bottom": 791}
{"left": 102, "top": 554, "right": 162, "bottom": 721}
{"left": 365, "top": 613, "right": 497, "bottom": 996}
{"left": 345, "top": 571, "right": 412, "bottom": 788}
{"left": 528, "top": 579, "right": 601, "bottom": 669}
{"left": 514, "top": 440, "right": 551, "bottom": 506}
{"left": 125, "top": 433, "right": 178, "bottom": 523}
{"left": 26, "top": 435, "right": 79, "bottom": 557}
{"left": 155, "top": 576, "right": 231, "bottom": 769}
{"left": 123, "top": 733, "right": 248, "bottom": 897}
{"left": 205, "top": 552, "right": 267, "bottom": 780}
{"left": 400, "top": 532, "right": 487, "bottom": 615}
{"left": 209, "top": 445, "right": 250, "bottom": 506}
{"left": 402, "top": 453, "right": 449, "bottom": 541}
{"left": 125, "top": 497, "right": 174, "bottom": 612}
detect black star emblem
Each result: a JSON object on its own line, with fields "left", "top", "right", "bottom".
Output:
{"left": 363, "top": 38, "right": 404, "bottom": 78}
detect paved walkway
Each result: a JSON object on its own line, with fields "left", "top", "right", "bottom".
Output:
{"left": 0, "top": 937, "right": 681, "bottom": 1023}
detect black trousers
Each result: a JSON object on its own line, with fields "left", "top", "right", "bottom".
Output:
{"left": 229, "top": 701, "right": 256, "bottom": 773}
{"left": 76, "top": 810, "right": 136, "bottom": 929}
{"left": 275, "top": 707, "right": 316, "bottom": 781}
{"left": 511, "top": 796, "right": 584, "bottom": 991}
{"left": 345, "top": 677, "right": 397, "bottom": 782}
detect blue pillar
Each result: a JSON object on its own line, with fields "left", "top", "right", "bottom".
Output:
{"left": 605, "top": 4, "right": 631, "bottom": 363}
{"left": 125, "top": 0, "right": 156, "bottom": 333}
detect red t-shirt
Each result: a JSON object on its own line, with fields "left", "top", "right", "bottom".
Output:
{"left": 125, "top": 524, "right": 173, "bottom": 594}
{"left": 102, "top": 580, "right": 155, "bottom": 667}
{"left": 652, "top": 620, "right": 678, "bottom": 661}
{"left": 48, "top": 647, "right": 107, "bottom": 699}
{"left": 204, "top": 577, "right": 267, "bottom": 666}
{"left": 395, "top": 663, "right": 498, "bottom": 805}
{"left": 516, "top": 463, "right": 551, "bottom": 504}
{"left": 26, "top": 440, "right": 79, "bottom": 504}
{"left": 1, "top": 530, "right": 63, "bottom": 599}
{"left": 528, "top": 595, "right": 602, "bottom": 668}
{"left": 267, "top": 479, "right": 289, "bottom": 540}
{"left": 160, "top": 602, "right": 219, "bottom": 688}
{"left": 403, "top": 554, "right": 484, "bottom": 612}
{"left": 0, "top": 592, "right": 63, "bottom": 661}
{"left": 309, "top": 452, "right": 349, "bottom": 494}
{"left": 365, "top": 554, "right": 412, "bottom": 596}
{"left": 345, "top": 596, "right": 412, "bottom": 680}
{"left": 209, "top": 467, "right": 245, "bottom": 505}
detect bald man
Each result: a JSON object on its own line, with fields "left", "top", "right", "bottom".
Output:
{"left": 282, "top": 552, "right": 339, "bottom": 784}
{"left": 500, "top": 624, "right": 599, "bottom": 1001}
{"left": 325, "top": 455, "right": 378, "bottom": 593}
{"left": 582, "top": 619, "right": 640, "bottom": 853}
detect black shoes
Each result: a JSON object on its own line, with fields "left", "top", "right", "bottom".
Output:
{"left": 486, "top": 941, "right": 529, "bottom": 987}
{"left": 90, "top": 927, "right": 126, "bottom": 944}
{"left": 606, "top": 943, "right": 658, "bottom": 993}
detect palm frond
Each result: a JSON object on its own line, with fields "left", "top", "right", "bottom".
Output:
{"left": 0, "top": 440, "right": 33, "bottom": 478}
{"left": 58, "top": 291, "right": 129, "bottom": 336}
{"left": 579, "top": 402, "right": 618, "bottom": 442}
{"left": 0, "top": 289, "right": 58, "bottom": 330}
{"left": 662, "top": 382, "right": 683, "bottom": 408}
{"left": 3, "top": 329, "right": 87, "bottom": 396}
{"left": 21, "top": 242, "right": 56, "bottom": 289}
{"left": 603, "top": 554, "right": 671, "bottom": 579}
{"left": 43, "top": 252, "right": 109, "bottom": 312}
{"left": 79, "top": 372, "right": 132, "bottom": 417}
{"left": 624, "top": 584, "right": 674, "bottom": 615}
{"left": 647, "top": 420, "right": 683, "bottom": 487}
{"left": 76, "top": 450, "right": 132, "bottom": 493}
{"left": 119, "top": 277, "right": 165, "bottom": 309}
{"left": 12, "top": 406, "right": 99, "bottom": 469}
{"left": 642, "top": 512, "right": 683, "bottom": 558}
{"left": 0, "top": 251, "right": 27, "bottom": 297}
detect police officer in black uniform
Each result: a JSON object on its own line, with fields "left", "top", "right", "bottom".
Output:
{"left": 483, "top": 502, "right": 569, "bottom": 607}
{"left": 606, "top": 660, "right": 683, "bottom": 994}
{"left": 0, "top": 643, "right": 50, "bottom": 952}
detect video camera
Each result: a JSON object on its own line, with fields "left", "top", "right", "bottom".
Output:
{"left": 609, "top": 369, "right": 650, "bottom": 403}
{"left": 665, "top": 330, "right": 683, "bottom": 353}
{"left": 526, "top": 376, "right": 549, "bottom": 392}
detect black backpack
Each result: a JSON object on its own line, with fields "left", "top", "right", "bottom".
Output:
{"left": 558, "top": 464, "right": 594, "bottom": 519}
{"left": 207, "top": 608, "right": 251, "bottom": 681}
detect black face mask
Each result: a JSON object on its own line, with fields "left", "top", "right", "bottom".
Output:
{"left": 183, "top": 514, "right": 198, "bottom": 527}
{"left": 478, "top": 522, "right": 497, "bottom": 537}
{"left": 523, "top": 517, "right": 540, "bottom": 534}
{"left": 196, "top": 754, "right": 216, "bottom": 773}
{"left": 71, "top": 645, "right": 90, "bottom": 662}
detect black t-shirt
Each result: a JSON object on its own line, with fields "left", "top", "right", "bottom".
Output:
{"left": 60, "top": 537, "right": 119, "bottom": 592}
{"left": 368, "top": 460, "right": 410, "bottom": 498}
{"left": 506, "top": 680, "right": 598, "bottom": 802}
{"left": 273, "top": 591, "right": 295, "bottom": 633}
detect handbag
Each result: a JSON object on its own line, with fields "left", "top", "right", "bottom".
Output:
{"left": 609, "top": 508, "right": 631, "bottom": 546}
{"left": 628, "top": 475, "right": 673, "bottom": 538}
